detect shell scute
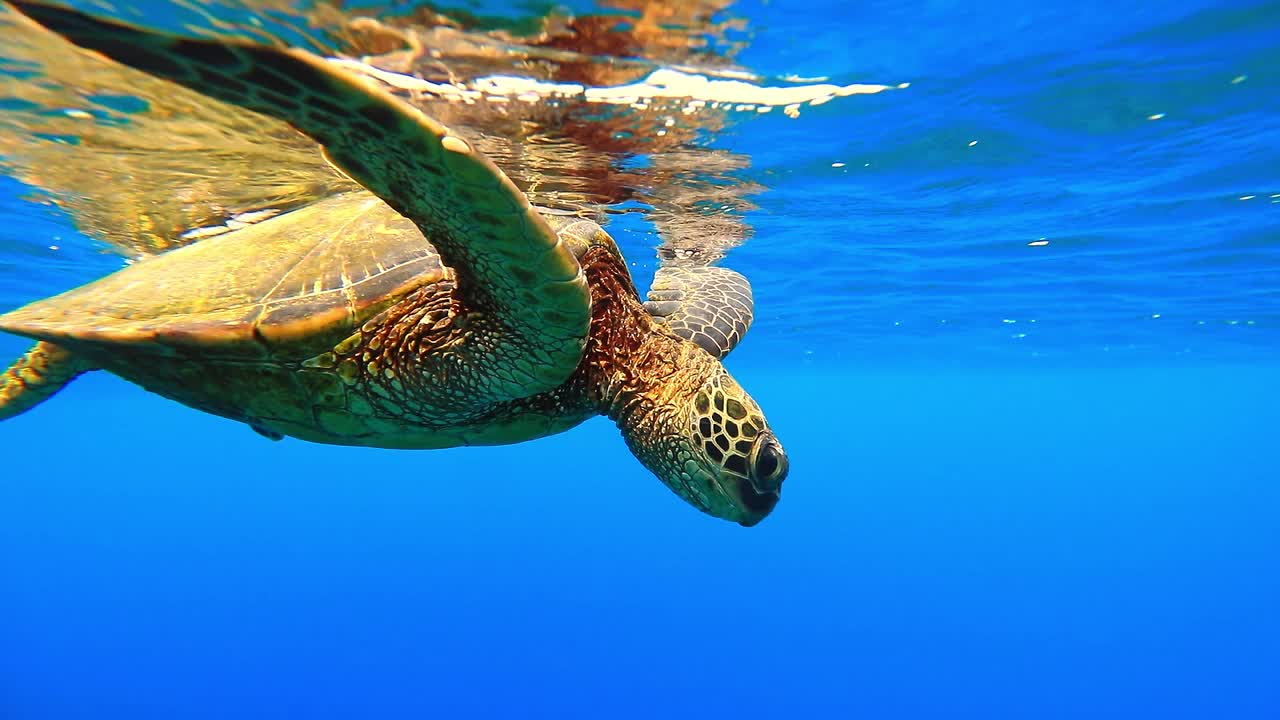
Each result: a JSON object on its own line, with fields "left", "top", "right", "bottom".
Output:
{"left": 0, "top": 192, "right": 444, "bottom": 360}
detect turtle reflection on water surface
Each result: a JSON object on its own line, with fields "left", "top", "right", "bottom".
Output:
{"left": 0, "top": 1, "right": 789, "bottom": 525}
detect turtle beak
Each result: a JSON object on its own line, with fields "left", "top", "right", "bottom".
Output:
{"left": 732, "top": 432, "right": 787, "bottom": 526}
{"left": 728, "top": 476, "right": 781, "bottom": 527}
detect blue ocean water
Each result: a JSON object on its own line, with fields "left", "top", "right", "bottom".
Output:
{"left": 1, "top": 1, "right": 1278, "bottom": 718}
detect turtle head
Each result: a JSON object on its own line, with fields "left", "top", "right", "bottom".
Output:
{"left": 681, "top": 371, "right": 789, "bottom": 526}
{"left": 616, "top": 353, "right": 788, "bottom": 526}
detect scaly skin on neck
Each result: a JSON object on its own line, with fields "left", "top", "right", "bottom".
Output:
{"left": 574, "top": 245, "right": 707, "bottom": 423}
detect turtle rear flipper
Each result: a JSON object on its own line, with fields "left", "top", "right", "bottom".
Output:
{"left": 0, "top": 341, "right": 95, "bottom": 420}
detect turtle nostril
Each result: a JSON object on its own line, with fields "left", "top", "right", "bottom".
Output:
{"left": 749, "top": 437, "right": 788, "bottom": 493}
{"left": 756, "top": 448, "right": 779, "bottom": 479}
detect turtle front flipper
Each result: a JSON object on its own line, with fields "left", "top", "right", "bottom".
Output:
{"left": 644, "top": 267, "right": 754, "bottom": 359}
{"left": 10, "top": 1, "right": 592, "bottom": 398}
{"left": 0, "top": 341, "right": 94, "bottom": 420}
{"left": 0, "top": 3, "right": 355, "bottom": 258}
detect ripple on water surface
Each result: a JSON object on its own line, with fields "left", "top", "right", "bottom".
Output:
{"left": 0, "top": 0, "right": 1276, "bottom": 367}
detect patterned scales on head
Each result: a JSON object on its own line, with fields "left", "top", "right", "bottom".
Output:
{"left": 0, "top": 1, "right": 789, "bottom": 525}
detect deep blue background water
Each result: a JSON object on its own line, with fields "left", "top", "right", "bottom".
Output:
{"left": 2, "top": 0, "right": 1279, "bottom": 718}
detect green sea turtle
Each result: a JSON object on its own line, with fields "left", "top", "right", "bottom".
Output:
{"left": 0, "top": 1, "right": 788, "bottom": 525}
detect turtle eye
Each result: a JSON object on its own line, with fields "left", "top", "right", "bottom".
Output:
{"left": 750, "top": 437, "right": 788, "bottom": 493}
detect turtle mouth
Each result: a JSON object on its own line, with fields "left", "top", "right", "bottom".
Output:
{"left": 730, "top": 477, "right": 780, "bottom": 527}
